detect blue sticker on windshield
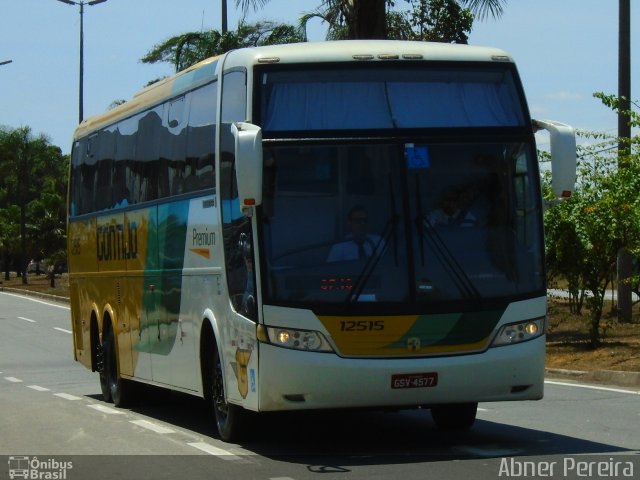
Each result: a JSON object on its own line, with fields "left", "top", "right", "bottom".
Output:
{"left": 405, "top": 144, "right": 430, "bottom": 169}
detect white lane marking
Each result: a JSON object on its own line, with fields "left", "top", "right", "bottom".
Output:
{"left": 187, "top": 442, "right": 240, "bottom": 459}
{"left": 87, "top": 404, "right": 126, "bottom": 415}
{"left": 545, "top": 380, "right": 640, "bottom": 395}
{"left": 27, "top": 385, "right": 51, "bottom": 392}
{"left": 18, "top": 316, "right": 37, "bottom": 323}
{"left": 53, "top": 327, "right": 72, "bottom": 334}
{"left": 54, "top": 393, "right": 83, "bottom": 401}
{"left": 130, "top": 419, "right": 176, "bottom": 434}
{"left": 0, "top": 291, "right": 70, "bottom": 310}
{"left": 5, "top": 377, "right": 23, "bottom": 383}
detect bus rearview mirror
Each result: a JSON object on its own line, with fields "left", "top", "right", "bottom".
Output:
{"left": 232, "top": 122, "right": 263, "bottom": 211}
{"left": 534, "top": 119, "right": 577, "bottom": 199}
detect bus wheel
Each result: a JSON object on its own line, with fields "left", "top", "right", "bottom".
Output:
{"left": 210, "top": 342, "right": 247, "bottom": 442}
{"left": 430, "top": 402, "right": 478, "bottom": 430}
{"left": 102, "top": 325, "right": 136, "bottom": 407}
{"left": 96, "top": 332, "right": 112, "bottom": 403}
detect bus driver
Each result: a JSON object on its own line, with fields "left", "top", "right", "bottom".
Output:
{"left": 327, "top": 205, "right": 385, "bottom": 262}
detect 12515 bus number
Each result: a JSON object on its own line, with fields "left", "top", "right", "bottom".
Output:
{"left": 340, "top": 320, "right": 385, "bottom": 332}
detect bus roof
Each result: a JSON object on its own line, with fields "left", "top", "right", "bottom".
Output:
{"left": 224, "top": 40, "right": 513, "bottom": 69}
{"left": 73, "top": 40, "right": 514, "bottom": 140}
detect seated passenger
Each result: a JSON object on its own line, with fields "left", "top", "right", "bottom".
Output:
{"left": 427, "top": 186, "right": 477, "bottom": 227}
{"left": 327, "top": 205, "right": 385, "bottom": 262}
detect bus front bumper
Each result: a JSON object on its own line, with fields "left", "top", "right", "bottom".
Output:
{"left": 257, "top": 336, "right": 545, "bottom": 411}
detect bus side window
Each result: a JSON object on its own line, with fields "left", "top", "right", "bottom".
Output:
{"left": 92, "top": 131, "right": 116, "bottom": 211}
{"left": 115, "top": 115, "right": 139, "bottom": 205}
{"left": 185, "top": 81, "right": 217, "bottom": 192}
{"left": 70, "top": 138, "right": 89, "bottom": 216}
{"left": 165, "top": 95, "right": 188, "bottom": 196}
{"left": 220, "top": 69, "right": 255, "bottom": 319}
{"left": 136, "top": 105, "right": 164, "bottom": 203}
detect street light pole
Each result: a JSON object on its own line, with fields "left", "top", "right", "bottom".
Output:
{"left": 56, "top": 0, "right": 107, "bottom": 124}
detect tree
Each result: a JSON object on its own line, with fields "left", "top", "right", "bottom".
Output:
{"left": 544, "top": 94, "right": 640, "bottom": 347}
{"left": 458, "top": 0, "right": 506, "bottom": 20}
{"left": 141, "top": 21, "right": 305, "bottom": 72}
{"left": 222, "top": 0, "right": 271, "bottom": 33}
{"left": 0, "top": 126, "right": 68, "bottom": 283}
{"left": 403, "top": 0, "right": 474, "bottom": 43}
{"left": 301, "top": 0, "right": 505, "bottom": 40}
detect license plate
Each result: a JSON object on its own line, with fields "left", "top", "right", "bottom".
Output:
{"left": 391, "top": 372, "right": 438, "bottom": 389}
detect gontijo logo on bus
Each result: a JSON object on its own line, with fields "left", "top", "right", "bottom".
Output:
{"left": 97, "top": 221, "right": 138, "bottom": 262}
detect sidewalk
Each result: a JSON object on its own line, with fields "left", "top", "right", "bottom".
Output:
{"left": 0, "top": 285, "right": 69, "bottom": 304}
{"left": 546, "top": 368, "right": 640, "bottom": 389}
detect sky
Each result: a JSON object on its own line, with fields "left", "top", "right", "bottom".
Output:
{"left": 0, "top": 0, "right": 637, "bottom": 154}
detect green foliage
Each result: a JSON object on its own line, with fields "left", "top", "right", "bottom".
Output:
{"left": 404, "top": 0, "right": 474, "bottom": 43}
{"left": 544, "top": 94, "right": 640, "bottom": 347}
{"left": 141, "top": 21, "right": 305, "bottom": 72}
{"left": 304, "top": 0, "right": 476, "bottom": 42}
{"left": 0, "top": 126, "right": 69, "bottom": 279}
{"left": 458, "top": 0, "right": 506, "bottom": 20}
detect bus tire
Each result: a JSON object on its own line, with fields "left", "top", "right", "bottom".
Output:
{"left": 95, "top": 321, "right": 112, "bottom": 403}
{"left": 208, "top": 340, "right": 248, "bottom": 442}
{"left": 102, "top": 323, "right": 136, "bottom": 407}
{"left": 430, "top": 402, "right": 478, "bottom": 431}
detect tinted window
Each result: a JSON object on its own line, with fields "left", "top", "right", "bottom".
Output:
{"left": 185, "top": 81, "right": 217, "bottom": 192}
{"left": 164, "top": 96, "right": 188, "bottom": 196}
{"left": 135, "top": 105, "right": 164, "bottom": 202}
{"left": 260, "top": 142, "right": 544, "bottom": 312}
{"left": 70, "top": 82, "right": 218, "bottom": 216}
{"left": 259, "top": 65, "right": 526, "bottom": 131}
{"left": 219, "top": 69, "right": 255, "bottom": 319}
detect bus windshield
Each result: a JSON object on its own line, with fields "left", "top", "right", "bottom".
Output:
{"left": 259, "top": 64, "right": 526, "bottom": 131}
{"left": 259, "top": 141, "right": 544, "bottom": 312}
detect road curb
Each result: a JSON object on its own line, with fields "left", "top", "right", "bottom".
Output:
{"left": 0, "top": 286, "right": 70, "bottom": 304}
{"left": 546, "top": 367, "right": 640, "bottom": 388}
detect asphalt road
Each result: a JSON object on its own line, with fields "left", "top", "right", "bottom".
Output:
{"left": 1, "top": 291, "right": 638, "bottom": 480}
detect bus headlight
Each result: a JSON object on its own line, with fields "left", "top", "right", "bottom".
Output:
{"left": 258, "top": 325, "right": 334, "bottom": 352}
{"left": 491, "top": 318, "right": 545, "bottom": 347}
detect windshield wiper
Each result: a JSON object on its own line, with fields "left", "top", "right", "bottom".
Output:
{"left": 414, "top": 177, "right": 479, "bottom": 299}
{"left": 415, "top": 177, "right": 426, "bottom": 266}
{"left": 346, "top": 177, "right": 400, "bottom": 303}
{"left": 345, "top": 214, "right": 398, "bottom": 303}
{"left": 421, "top": 218, "right": 481, "bottom": 299}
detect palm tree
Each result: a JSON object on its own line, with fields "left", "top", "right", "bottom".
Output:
{"left": 302, "top": 0, "right": 507, "bottom": 40}
{"left": 222, "top": 0, "right": 271, "bottom": 33}
{"left": 458, "top": 0, "right": 506, "bottom": 20}
{"left": 302, "top": 0, "right": 388, "bottom": 39}
{"left": 142, "top": 21, "right": 304, "bottom": 72}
